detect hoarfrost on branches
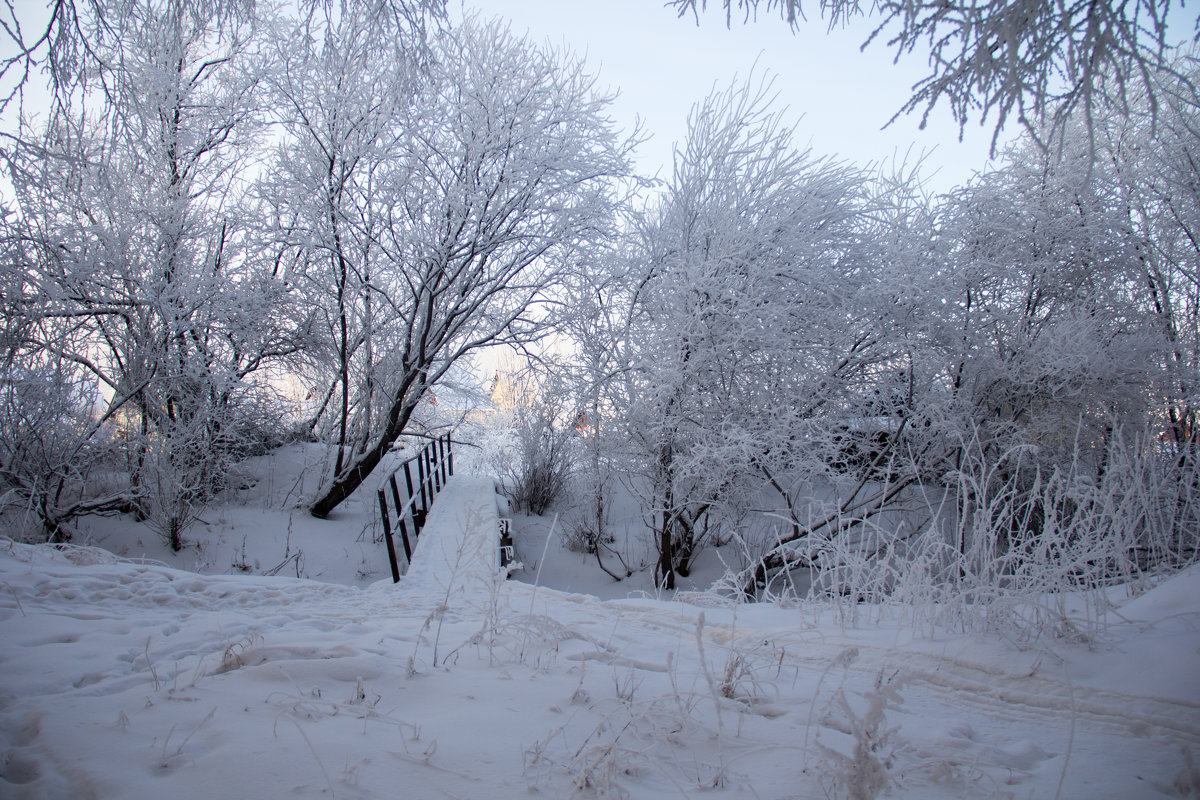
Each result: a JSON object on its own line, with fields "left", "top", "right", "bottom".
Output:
{"left": 668, "top": 0, "right": 1199, "bottom": 154}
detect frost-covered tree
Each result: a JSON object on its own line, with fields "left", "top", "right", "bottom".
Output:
{"left": 763, "top": 105, "right": 1195, "bottom": 597}
{"left": 670, "top": 89, "right": 1195, "bottom": 596}
{"left": 0, "top": 0, "right": 444, "bottom": 118}
{"left": 2, "top": 0, "right": 299, "bottom": 546}
{"left": 934, "top": 131, "right": 1158, "bottom": 472}
{"left": 257, "top": 2, "right": 423, "bottom": 476}
{"left": 307, "top": 19, "right": 636, "bottom": 517}
{"left": 618, "top": 75, "right": 889, "bottom": 588}
{"left": 1092, "top": 59, "right": 1200, "bottom": 468}
{"left": 669, "top": 0, "right": 1199, "bottom": 150}
{"left": 557, "top": 245, "right": 641, "bottom": 575}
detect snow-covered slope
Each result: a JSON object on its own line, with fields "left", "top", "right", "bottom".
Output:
{"left": 2, "top": 481, "right": 1198, "bottom": 799}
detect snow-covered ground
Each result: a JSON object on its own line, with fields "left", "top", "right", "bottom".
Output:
{"left": 2, "top": 451, "right": 1199, "bottom": 798}
{"left": 49, "top": 443, "right": 429, "bottom": 588}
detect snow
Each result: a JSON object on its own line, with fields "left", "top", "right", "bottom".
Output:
{"left": 501, "top": 482, "right": 736, "bottom": 601}
{"left": 63, "top": 444, "right": 425, "bottom": 587}
{"left": 401, "top": 476, "right": 502, "bottom": 599}
{"left": 3, "top": 461, "right": 1200, "bottom": 798}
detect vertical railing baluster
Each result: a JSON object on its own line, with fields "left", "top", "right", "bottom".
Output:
{"left": 397, "top": 515, "right": 415, "bottom": 562}
{"left": 417, "top": 447, "right": 429, "bottom": 529}
{"left": 439, "top": 436, "right": 447, "bottom": 491}
{"left": 426, "top": 440, "right": 437, "bottom": 493}
{"left": 404, "top": 459, "right": 416, "bottom": 506}
{"left": 377, "top": 490, "right": 400, "bottom": 584}
{"left": 378, "top": 434, "right": 458, "bottom": 578}
{"left": 427, "top": 441, "right": 436, "bottom": 493}
{"left": 439, "top": 434, "right": 449, "bottom": 488}
{"left": 389, "top": 474, "right": 412, "bottom": 562}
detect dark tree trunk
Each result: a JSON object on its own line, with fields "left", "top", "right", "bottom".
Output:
{"left": 310, "top": 374, "right": 424, "bottom": 518}
{"left": 658, "top": 511, "right": 675, "bottom": 590}
{"left": 656, "top": 439, "right": 676, "bottom": 590}
{"left": 310, "top": 430, "right": 395, "bottom": 518}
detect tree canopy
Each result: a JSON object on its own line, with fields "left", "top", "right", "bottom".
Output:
{"left": 669, "top": 0, "right": 1199, "bottom": 151}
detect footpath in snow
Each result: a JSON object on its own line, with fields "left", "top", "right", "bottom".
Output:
{"left": 1, "top": 477, "right": 1199, "bottom": 799}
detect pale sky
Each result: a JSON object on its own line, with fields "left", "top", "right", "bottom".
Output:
{"left": 459, "top": 0, "right": 1006, "bottom": 192}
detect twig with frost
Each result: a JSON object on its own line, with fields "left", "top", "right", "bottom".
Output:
{"left": 447, "top": 612, "right": 607, "bottom": 669}
{"left": 265, "top": 690, "right": 418, "bottom": 739}
{"left": 529, "top": 652, "right": 735, "bottom": 798}
{"left": 275, "top": 713, "right": 336, "bottom": 799}
{"left": 144, "top": 637, "right": 160, "bottom": 690}
{"left": 804, "top": 646, "right": 859, "bottom": 765}
{"left": 2, "top": 581, "right": 24, "bottom": 615}
{"left": 816, "top": 669, "right": 904, "bottom": 800}
{"left": 160, "top": 707, "right": 216, "bottom": 769}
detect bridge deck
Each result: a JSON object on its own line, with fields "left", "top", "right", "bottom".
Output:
{"left": 399, "top": 475, "right": 501, "bottom": 599}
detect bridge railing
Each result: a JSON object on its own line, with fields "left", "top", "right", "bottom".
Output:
{"left": 376, "top": 433, "right": 453, "bottom": 583}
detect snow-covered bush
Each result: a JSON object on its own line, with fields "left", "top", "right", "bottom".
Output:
{"left": 486, "top": 368, "right": 577, "bottom": 516}
{"left": 0, "top": 365, "right": 125, "bottom": 542}
{"left": 740, "top": 423, "right": 1199, "bottom": 639}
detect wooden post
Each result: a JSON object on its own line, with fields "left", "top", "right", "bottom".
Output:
{"left": 398, "top": 515, "right": 415, "bottom": 557}
{"left": 428, "top": 443, "right": 436, "bottom": 493}
{"left": 425, "top": 442, "right": 436, "bottom": 494}
{"left": 405, "top": 459, "right": 424, "bottom": 531}
{"left": 389, "top": 474, "right": 413, "bottom": 562}
{"left": 499, "top": 517, "right": 513, "bottom": 568}
{"left": 500, "top": 532, "right": 514, "bottom": 567}
{"left": 447, "top": 434, "right": 454, "bottom": 476}
{"left": 404, "top": 459, "right": 416, "bottom": 504}
{"left": 439, "top": 434, "right": 450, "bottom": 487}
{"left": 436, "top": 434, "right": 446, "bottom": 491}
{"left": 418, "top": 445, "right": 429, "bottom": 512}
{"left": 377, "top": 489, "right": 400, "bottom": 584}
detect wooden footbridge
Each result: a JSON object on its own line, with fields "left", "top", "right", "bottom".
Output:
{"left": 375, "top": 437, "right": 510, "bottom": 592}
